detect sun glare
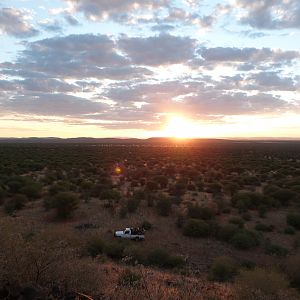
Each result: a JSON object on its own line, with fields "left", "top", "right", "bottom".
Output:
{"left": 164, "top": 116, "right": 199, "bottom": 139}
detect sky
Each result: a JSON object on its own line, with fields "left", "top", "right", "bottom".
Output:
{"left": 0, "top": 0, "right": 300, "bottom": 138}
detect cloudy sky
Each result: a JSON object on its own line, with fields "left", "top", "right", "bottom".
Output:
{"left": 0, "top": 0, "right": 300, "bottom": 138}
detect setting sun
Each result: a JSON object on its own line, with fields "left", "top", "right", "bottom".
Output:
{"left": 164, "top": 116, "right": 199, "bottom": 139}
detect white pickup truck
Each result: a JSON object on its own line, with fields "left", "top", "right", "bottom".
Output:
{"left": 114, "top": 227, "right": 145, "bottom": 241}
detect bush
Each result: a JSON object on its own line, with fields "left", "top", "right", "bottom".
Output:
{"left": 156, "top": 195, "right": 172, "bottom": 216}
{"left": 50, "top": 192, "right": 79, "bottom": 219}
{"left": 284, "top": 226, "right": 296, "bottom": 235}
{"left": 123, "top": 245, "right": 145, "bottom": 264}
{"left": 255, "top": 223, "right": 274, "bottom": 232}
{"left": 20, "top": 183, "right": 42, "bottom": 200}
{"left": 147, "top": 249, "right": 169, "bottom": 268}
{"left": 176, "top": 214, "right": 185, "bottom": 228}
{"left": 287, "top": 213, "right": 300, "bottom": 229}
{"left": 183, "top": 219, "right": 210, "bottom": 238}
{"left": 258, "top": 205, "right": 268, "bottom": 218}
{"left": 86, "top": 236, "right": 105, "bottom": 257}
{"left": 118, "top": 269, "right": 141, "bottom": 286}
{"left": 208, "top": 256, "right": 238, "bottom": 282}
{"left": 104, "top": 241, "right": 126, "bottom": 259}
{"left": 187, "top": 204, "right": 215, "bottom": 220}
{"left": 240, "top": 260, "right": 256, "bottom": 270}
{"left": 264, "top": 243, "right": 289, "bottom": 257}
{"left": 231, "top": 230, "right": 260, "bottom": 250}
{"left": 100, "top": 189, "right": 120, "bottom": 201}
{"left": 0, "top": 187, "right": 5, "bottom": 205}
{"left": 234, "top": 268, "right": 299, "bottom": 299}
{"left": 119, "top": 205, "right": 127, "bottom": 218}
{"left": 127, "top": 198, "right": 140, "bottom": 213}
{"left": 4, "top": 194, "right": 27, "bottom": 215}
{"left": 242, "top": 212, "right": 251, "bottom": 221}
{"left": 217, "top": 224, "right": 239, "bottom": 242}
{"left": 165, "top": 255, "right": 185, "bottom": 269}
{"left": 146, "top": 249, "right": 184, "bottom": 269}
{"left": 271, "top": 189, "right": 297, "bottom": 206}
{"left": 285, "top": 255, "right": 300, "bottom": 290}
{"left": 232, "top": 192, "right": 266, "bottom": 211}
{"left": 140, "top": 220, "right": 152, "bottom": 230}
{"left": 229, "top": 217, "right": 244, "bottom": 228}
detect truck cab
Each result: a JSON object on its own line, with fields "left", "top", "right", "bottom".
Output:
{"left": 114, "top": 227, "right": 145, "bottom": 241}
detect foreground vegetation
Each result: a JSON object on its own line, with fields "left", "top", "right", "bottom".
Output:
{"left": 0, "top": 141, "right": 300, "bottom": 299}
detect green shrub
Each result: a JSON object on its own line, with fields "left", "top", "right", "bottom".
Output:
{"left": 208, "top": 256, "right": 238, "bottom": 282}
{"left": 147, "top": 249, "right": 169, "bottom": 267}
{"left": 284, "top": 226, "right": 296, "bottom": 235}
{"left": 255, "top": 223, "right": 274, "bottom": 232}
{"left": 20, "top": 183, "right": 42, "bottom": 200}
{"left": 222, "top": 207, "right": 231, "bottom": 214}
{"left": 287, "top": 213, "right": 300, "bottom": 229}
{"left": 240, "top": 260, "right": 256, "bottom": 270}
{"left": 119, "top": 205, "right": 127, "bottom": 218}
{"left": 293, "top": 237, "right": 300, "bottom": 250}
{"left": 156, "top": 195, "right": 172, "bottom": 216}
{"left": 258, "top": 205, "right": 268, "bottom": 218}
{"left": 123, "top": 245, "right": 145, "bottom": 264}
{"left": 118, "top": 269, "right": 141, "bottom": 286}
{"left": 271, "top": 189, "right": 297, "bottom": 206}
{"left": 285, "top": 255, "right": 300, "bottom": 290}
{"left": 100, "top": 189, "right": 120, "bottom": 201}
{"left": 217, "top": 224, "right": 239, "bottom": 242}
{"left": 234, "top": 268, "right": 298, "bottom": 299}
{"left": 229, "top": 217, "right": 244, "bottom": 228}
{"left": 232, "top": 192, "right": 266, "bottom": 211}
{"left": 264, "top": 243, "right": 289, "bottom": 257}
{"left": 183, "top": 219, "right": 210, "bottom": 238}
{"left": 242, "top": 212, "right": 252, "bottom": 221}
{"left": 187, "top": 204, "right": 215, "bottom": 220}
{"left": 146, "top": 249, "right": 184, "bottom": 269}
{"left": 104, "top": 241, "right": 126, "bottom": 259}
{"left": 176, "top": 214, "right": 185, "bottom": 228}
{"left": 6, "top": 176, "right": 27, "bottom": 193}
{"left": 86, "top": 236, "right": 105, "bottom": 257}
{"left": 0, "top": 187, "right": 5, "bottom": 205}
{"left": 4, "top": 194, "right": 27, "bottom": 215}
{"left": 165, "top": 255, "right": 185, "bottom": 269}
{"left": 50, "top": 192, "right": 79, "bottom": 219}
{"left": 231, "top": 230, "right": 260, "bottom": 250}
{"left": 140, "top": 220, "right": 152, "bottom": 230}
{"left": 127, "top": 198, "right": 140, "bottom": 213}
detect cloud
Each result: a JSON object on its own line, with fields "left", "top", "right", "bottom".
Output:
{"left": 235, "top": 0, "right": 300, "bottom": 30}
{"left": 0, "top": 7, "right": 39, "bottom": 38}
{"left": 66, "top": 0, "right": 169, "bottom": 22}
{"left": 7, "top": 34, "right": 131, "bottom": 79}
{"left": 119, "top": 34, "right": 196, "bottom": 66}
{"left": 39, "top": 19, "right": 63, "bottom": 32}
{"left": 64, "top": 14, "right": 80, "bottom": 26}
{"left": 198, "top": 47, "right": 299, "bottom": 63}
{"left": 0, "top": 92, "right": 107, "bottom": 116}
{"left": 151, "top": 24, "right": 175, "bottom": 33}
{"left": 0, "top": 30, "right": 298, "bottom": 128}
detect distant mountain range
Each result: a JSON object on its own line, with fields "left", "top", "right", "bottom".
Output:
{"left": 0, "top": 137, "right": 299, "bottom": 144}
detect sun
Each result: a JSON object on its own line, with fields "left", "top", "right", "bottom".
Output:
{"left": 164, "top": 116, "right": 199, "bottom": 139}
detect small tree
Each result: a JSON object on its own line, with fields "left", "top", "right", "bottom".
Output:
{"left": 208, "top": 256, "right": 238, "bottom": 282}
{"left": 183, "top": 219, "right": 210, "bottom": 238}
{"left": 156, "top": 195, "right": 172, "bottom": 216}
{"left": 51, "top": 192, "right": 79, "bottom": 219}
{"left": 234, "top": 268, "right": 299, "bottom": 299}
{"left": 287, "top": 213, "right": 300, "bottom": 230}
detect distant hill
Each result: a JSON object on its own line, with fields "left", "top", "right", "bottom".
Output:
{"left": 0, "top": 137, "right": 299, "bottom": 144}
